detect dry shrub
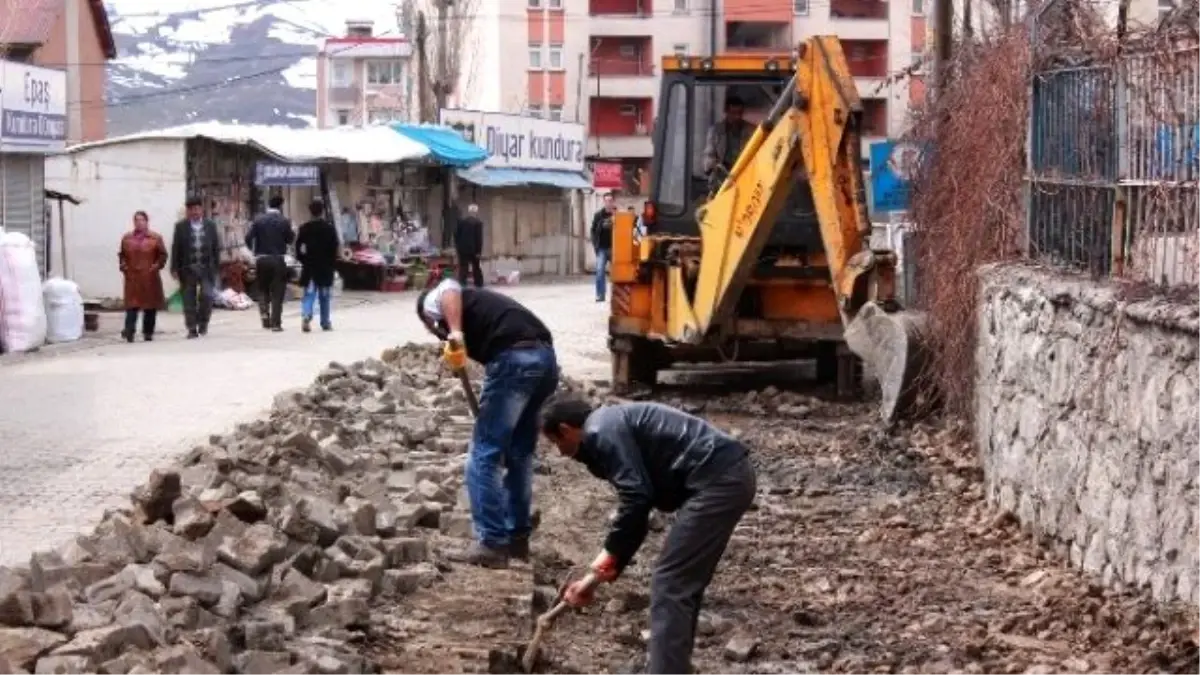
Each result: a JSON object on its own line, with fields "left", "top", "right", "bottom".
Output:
{"left": 902, "top": 31, "right": 1032, "bottom": 419}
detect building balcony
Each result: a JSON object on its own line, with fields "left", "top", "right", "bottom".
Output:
{"left": 328, "top": 84, "right": 361, "bottom": 105}
{"left": 588, "top": 14, "right": 657, "bottom": 36}
{"left": 587, "top": 65, "right": 657, "bottom": 98}
{"left": 324, "top": 40, "right": 412, "bottom": 60}
{"left": 588, "top": 134, "right": 654, "bottom": 159}
{"left": 829, "top": 16, "right": 890, "bottom": 40}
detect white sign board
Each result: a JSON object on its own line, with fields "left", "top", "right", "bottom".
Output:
{"left": 439, "top": 108, "right": 586, "bottom": 173}
{"left": 0, "top": 61, "right": 67, "bottom": 153}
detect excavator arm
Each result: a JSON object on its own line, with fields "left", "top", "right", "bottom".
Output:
{"left": 667, "top": 35, "right": 898, "bottom": 343}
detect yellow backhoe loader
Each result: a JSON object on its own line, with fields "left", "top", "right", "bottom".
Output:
{"left": 606, "top": 37, "right": 931, "bottom": 422}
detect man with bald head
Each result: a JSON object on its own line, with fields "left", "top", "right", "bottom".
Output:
{"left": 454, "top": 203, "right": 485, "bottom": 287}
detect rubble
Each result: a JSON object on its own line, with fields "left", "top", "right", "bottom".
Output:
{"left": 0, "top": 344, "right": 507, "bottom": 674}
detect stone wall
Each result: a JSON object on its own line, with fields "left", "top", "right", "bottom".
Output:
{"left": 975, "top": 264, "right": 1199, "bottom": 605}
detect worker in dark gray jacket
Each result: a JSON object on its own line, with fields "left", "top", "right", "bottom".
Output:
{"left": 245, "top": 195, "right": 295, "bottom": 331}
{"left": 539, "top": 394, "right": 758, "bottom": 674}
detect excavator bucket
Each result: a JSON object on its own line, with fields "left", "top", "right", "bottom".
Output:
{"left": 843, "top": 302, "right": 935, "bottom": 424}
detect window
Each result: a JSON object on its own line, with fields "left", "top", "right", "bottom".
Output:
{"left": 367, "top": 60, "right": 404, "bottom": 85}
{"left": 548, "top": 105, "right": 563, "bottom": 121}
{"left": 618, "top": 104, "right": 638, "bottom": 116}
{"left": 672, "top": 43, "right": 688, "bottom": 57}
{"left": 548, "top": 0, "right": 563, "bottom": 8}
{"left": 793, "top": 0, "right": 809, "bottom": 14}
{"left": 527, "top": 0, "right": 541, "bottom": 7}
{"left": 331, "top": 62, "right": 351, "bottom": 87}
{"left": 549, "top": 45, "right": 564, "bottom": 70}
{"left": 912, "top": 0, "right": 924, "bottom": 15}
{"left": 336, "top": 110, "right": 350, "bottom": 126}
{"left": 525, "top": 105, "right": 544, "bottom": 119}
{"left": 368, "top": 108, "right": 401, "bottom": 124}
{"left": 1158, "top": 0, "right": 1175, "bottom": 20}
{"left": 655, "top": 82, "right": 687, "bottom": 213}
{"left": 529, "top": 47, "right": 543, "bottom": 69}
{"left": 911, "top": 51, "right": 923, "bottom": 72}
{"left": 619, "top": 44, "right": 637, "bottom": 58}
{"left": 673, "top": 0, "right": 688, "bottom": 12}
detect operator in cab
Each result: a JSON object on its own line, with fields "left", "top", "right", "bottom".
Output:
{"left": 416, "top": 278, "right": 560, "bottom": 569}
{"left": 539, "top": 393, "right": 758, "bottom": 674}
{"left": 702, "top": 94, "right": 755, "bottom": 179}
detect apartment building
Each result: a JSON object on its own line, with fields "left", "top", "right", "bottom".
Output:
{"left": 315, "top": 20, "right": 413, "bottom": 128}
{"left": 4, "top": 0, "right": 117, "bottom": 144}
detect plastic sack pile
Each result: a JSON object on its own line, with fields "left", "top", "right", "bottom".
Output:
{"left": 0, "top": 230, "right": 84, "bottom": 354}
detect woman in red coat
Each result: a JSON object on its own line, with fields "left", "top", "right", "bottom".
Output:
{"left": 118, "top": 211, "right": 168, "bottom": 342}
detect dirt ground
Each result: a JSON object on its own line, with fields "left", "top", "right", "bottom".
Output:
{"left": 369, "top": 366, "right": 1199, "bottom": 675}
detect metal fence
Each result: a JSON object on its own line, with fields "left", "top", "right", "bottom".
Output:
{"left": 1026, "top": 45, "right": 1199, "bottom": 287}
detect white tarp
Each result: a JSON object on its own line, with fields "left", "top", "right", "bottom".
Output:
{"left": 58, "top": 122, "right": 431, "bottom": 164}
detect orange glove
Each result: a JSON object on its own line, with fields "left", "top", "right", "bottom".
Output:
{"left": 442, "top": 340, "right": 467, "bottom": 371}
{"left": 590, "top": 551, "right": 619, "bottom": 583}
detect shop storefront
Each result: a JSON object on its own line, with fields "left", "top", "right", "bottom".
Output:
{"left": 0, "top": 61, "right": 67, "bottom": 276}
{"left": 438, "top": 109, "right": 590, "bottom": 278}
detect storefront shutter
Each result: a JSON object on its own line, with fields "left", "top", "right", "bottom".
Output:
{"left": 0, "top": 154, "right": 46, "bottom": 275}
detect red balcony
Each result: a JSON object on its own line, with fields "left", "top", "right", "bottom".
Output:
{"left": 590, "top": 98, "right": 653, "bottom": 136}
{"left": 589, "top": 36, "right": 654, "bottom": 77}
{"left": 725, "top": 21, "right": 792, "bottom": 51}
{"left": 831, "top": 0, "right": 889, "bottom": 20}
{"left": 842, "top": 39, "right": 888, "bottom": 77}
{"left": 589, "top": 0, "right": 653, "bottom": 16}
{"left": 862, "top": 99, "right": 888, "bottom": 136}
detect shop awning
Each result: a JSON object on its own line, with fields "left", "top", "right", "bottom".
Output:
{"left": 456, "top": 166, "right": 591, "bottom": 189}
{"left": 390, "top": 124, "right": 488, "bottom": 168}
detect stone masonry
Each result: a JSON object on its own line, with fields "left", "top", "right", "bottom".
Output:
{"left": 975, "top": 263, "right": 1199, "bottom": 605}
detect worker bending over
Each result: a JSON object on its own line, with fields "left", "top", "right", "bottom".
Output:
{"left": 416, "top": 278, "right": 559, "bottom": 568}
{"left": 539, "top": 394, "right": 758, "bottom": 674}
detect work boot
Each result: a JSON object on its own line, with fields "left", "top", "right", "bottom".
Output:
{"left": 445, "top": 541, "right": 509, "bottom": 569}
{"left": 301, "top": 317, "right": 312, "bottom": 333}
{"left": 198, "top": 323, "right": 208, "bottom": 336}
{"left": 261, "top": 316, "right": 271, "bottom": 329}
{"left": 187, "top": 329, "right": 199, "bottom": 339}
{"left": 509, "top": 534, "right": 530, "bottom": 561}
{"left": 121, "top": 329, "right": 134, "bottom": 343}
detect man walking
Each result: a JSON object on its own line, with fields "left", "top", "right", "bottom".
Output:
{"left": 539, "top": 394, "right": 758, "bottom": 674}
{"left": 170, "top": 196, "right": 222, "bottom": 339}
{"left": 245, "top": 195, "right": 295, "bottom": 332}
{"left": 591, "top": 192, "right": 616, "bottom": 303}
{"left": 416, "top": 278, "right": 559, "bottom": 568}
{"left": 454, "top": 203, "right": 485, "bottom": 287}
{"left": 295, "top": 199, "right": 340, "bottom": 332}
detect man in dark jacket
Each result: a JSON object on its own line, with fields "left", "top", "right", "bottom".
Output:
{"left": 540, "top": 394, "right": 758, "bottom": 674}
{"left": 170, "top": 196, "right": 222, "bottom": 339}
{"left": 245, "top": 195, "right": 295, "bottom": 331}
{"left": 416, "top": 278, "right": 559, "bottom": 569}
{"left": 295, "top": 199, "right": 340, "bottom": 333}
{"left": 590, "top": 192, "right": 615, "bottom": 302}
{"left": 454, "top": 203, "right": 485, "bottom": 287}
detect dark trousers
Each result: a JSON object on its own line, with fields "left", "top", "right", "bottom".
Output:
{"left": 647, "top": 455, "right": 757, "bottom": 674}
{"left": 457, "top": 252, "right": 484, "bottom": 287}
{"left": 255, "top": 255, "right": 288, "bottom": 327}
{"left": 179, "top": 266, "right": 214, "bottom": 332}
{"left": 123, "top": 309, "right": 157, "bottom": 337}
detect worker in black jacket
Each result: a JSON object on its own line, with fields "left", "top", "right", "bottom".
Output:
{"left": 245, "top": 195, "right": 295, "bottom": 331}
{"left": 454, "top": 203, "right": 485, "bottom": 288}
{"left": 416, "top": 278, "right": 560, "bottom": 569}
{"left": 539, "top": 394, "right": 758, "bottom": 674}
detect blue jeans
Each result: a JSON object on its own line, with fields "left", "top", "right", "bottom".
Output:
{"left": 467, "top": 344, "right": 559, "bottom": 548}
{"left": 301, "top": 282, "right": 332, "bottom": 327}
{"left": 595, "top": 248, "right": 610, "bottom": 301}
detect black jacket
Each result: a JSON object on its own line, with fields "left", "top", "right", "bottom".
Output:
{"left": 245, "top": 210, "right": 295, "bottom": 257}
{"left": 573, "top": 402, "right": 748, "bottom": 572}
{"left": 295, "top": 218, "right": 340, "bottom": 287}
{"left": 591, "top": 208, "right": 614, "bottom": 252}
{"left": 169, "top": 218, "right": 221, "bottom": 274}
{"left": 454, "top": 216, "right": 484, "bottom": 257}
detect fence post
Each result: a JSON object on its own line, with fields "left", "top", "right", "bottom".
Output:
{"left": 1113, "top": 54, "right": 1130, "bottom": 277}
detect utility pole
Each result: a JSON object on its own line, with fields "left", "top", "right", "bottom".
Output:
{"left": 416, "top": 11, "right": 429, "bottom": 122}
{"left": 933, "top": 0, "right": 954, "bottom": 96}
{"left": 435, "top": 0, "right": 456, "bottom": 249}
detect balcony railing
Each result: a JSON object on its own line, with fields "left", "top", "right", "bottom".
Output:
{"left": 830, "top": 0, "right": 889, "bottom": 20}
{"left": 589, "top": 60, "right": 655, "bottom": 76}
{"left": 328, "top": 84, "right": 361, "bottom": 104}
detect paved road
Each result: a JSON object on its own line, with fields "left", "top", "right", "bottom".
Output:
{"left": 0, "top": 282, "right": 609, "bottom": 564}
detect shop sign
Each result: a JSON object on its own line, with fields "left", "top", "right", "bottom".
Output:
{"left": 255, "top": 162, "right": 320, "bottom": 187}
{"left": 0, "top": 61, "right": 67, "bottom": 153}
{"left": 439, "top": 108, "right": 586, "bottom": 173}
{"left": 590, "top": 161, "right": 623, "bottom": 190}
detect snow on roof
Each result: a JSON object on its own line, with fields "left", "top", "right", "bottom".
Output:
{"left": 60, "top": 121, "right": 431, "bottom": 164}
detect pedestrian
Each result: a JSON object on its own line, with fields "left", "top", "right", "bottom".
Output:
{"left": 117, "top": 210, "right": 168, "bottom": 343}
{"left": 591, "top": 192, "right": 616, "bottom": 302}
{"left": 454, "top": 203, "right": 485, "bottom": 287}
{"left": 415, "top": 277, "right": 559, "bottom": 568}
{"left": 539, "top": 394, "right": 758, "bottom": 674}
{"left": 295, "top": 199, "right": 340, "bottom": 333}
{"left": 170, "top": 196, "right": 222, "bottom": 339}
{"left": 245, "top": 194, "right": 295, "bottom": 332}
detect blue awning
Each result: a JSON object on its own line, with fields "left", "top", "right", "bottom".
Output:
{"left": 389, "top": 123, "right": 488, "bottom": 168}
{"left": 457, "top": 166, "right": 591, "bottom": 189}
